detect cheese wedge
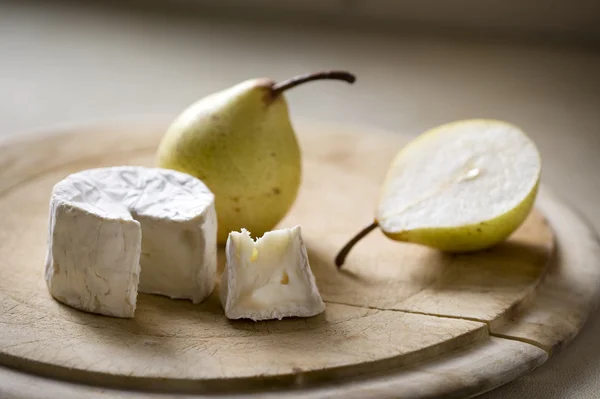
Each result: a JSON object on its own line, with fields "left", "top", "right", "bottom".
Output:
{"left": 220, "top": 226, "right": 325, "bottom": 321}
{"left": 44, "top": 166, "right": 217, "bottom": 318}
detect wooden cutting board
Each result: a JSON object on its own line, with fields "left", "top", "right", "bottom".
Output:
{"left": 0, "top": 120, "right": 598, "bottom": 399}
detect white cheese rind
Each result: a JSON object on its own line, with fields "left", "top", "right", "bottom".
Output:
{"left": 44, "top": 166, "right": 217, "bottom": 318}
{"left": 44, "top": 201, "right": 141, "bottom": 318}
{"left": 220, "top": 226, "right": 326, "bottom": 321}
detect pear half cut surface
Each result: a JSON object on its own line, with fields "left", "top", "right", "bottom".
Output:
{"left": 336, "top": 119, "right": 542, "bottom": 267}
{"left": 220, "top": 226, "right": 325, "bottom": 321}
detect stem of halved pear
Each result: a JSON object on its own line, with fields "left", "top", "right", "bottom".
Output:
{"left": 271, "top": 71, "right": 356, "bottom": 96}
{"left": 334, "top": 221, "right": 379, "bottom": 268}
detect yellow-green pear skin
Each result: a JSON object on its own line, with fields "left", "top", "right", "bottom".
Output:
{"left": 381, "top": 180, "right": 540, "bottom": 252}
{"left": 156, "top": 79, "right": 301, "bottom": 244}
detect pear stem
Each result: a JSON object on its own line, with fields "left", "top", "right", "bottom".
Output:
{"left": 334, "top": 221, "right": 379, "bottom": 268}
{"left": 271, "top": 71, "right": 356, "bottom": 96}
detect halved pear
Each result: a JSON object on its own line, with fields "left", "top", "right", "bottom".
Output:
{"left": 336, "top": 119, "right": 542, "bottom": 267}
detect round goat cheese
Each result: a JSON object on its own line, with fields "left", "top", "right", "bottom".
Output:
{"left": 44, "top": 166, "right": 217, "bottom": 318}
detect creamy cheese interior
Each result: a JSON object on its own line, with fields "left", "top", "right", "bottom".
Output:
{"left": 233, "top": 229, "right": 309, "bottom": 308}
{"left": 221, "top": 226, "right": 325, "bottom": 321}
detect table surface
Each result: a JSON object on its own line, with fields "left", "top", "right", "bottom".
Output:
{"left": 1, "top": 1, "right": 600, "bottom": 398}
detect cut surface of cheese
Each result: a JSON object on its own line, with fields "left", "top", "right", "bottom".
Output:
{"left": 44, "top": 166, "right": 217, "bottom": 318}
{"left": 220, "top": 226, "right": 325, "bottom": 321}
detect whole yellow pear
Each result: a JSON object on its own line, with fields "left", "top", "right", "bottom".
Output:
{"left": 157, "top": 71, "right": 355, "bottom": 244}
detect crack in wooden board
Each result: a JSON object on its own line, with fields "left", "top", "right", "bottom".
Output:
{"left": 0, "top": 288, "right": 488, "bottom": 388}
{"left": 283, "top": 158, "right": 553, "bottom": 324}
{"left": 489, "top": 188, "right": 600, "bottom": 356}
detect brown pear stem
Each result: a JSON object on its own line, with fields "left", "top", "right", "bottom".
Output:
{"left": 271, "top": 71, "right": 356, "bottom": 96}
{"left": 334, "top": 221, "right": 379, "bottom": 268}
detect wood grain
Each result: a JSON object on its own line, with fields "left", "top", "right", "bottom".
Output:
{"left": 0, "top": 337, "right": 548, "bottom": 399}
{"left": 490, "top": 187, "right": 600, "bottom": 353}
{"left": 0, "top": 121, "right": 594, "bottom": 399}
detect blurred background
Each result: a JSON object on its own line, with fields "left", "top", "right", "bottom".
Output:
{"left": 1, "top": 0, "right": 599, "bottom": 397}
